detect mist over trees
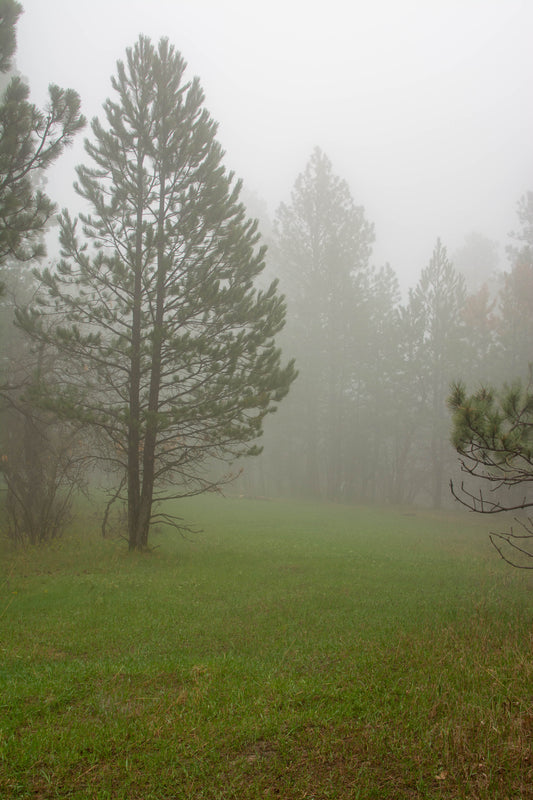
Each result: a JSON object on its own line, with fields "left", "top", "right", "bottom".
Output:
{"left": 239, "top": 160, "right": 533, "bottom": 510}
{"left": 1, "top": 3, "right": 533, "bottom": 548}
{"left": 271, "top": 148, "right": 375, "bottom": 500}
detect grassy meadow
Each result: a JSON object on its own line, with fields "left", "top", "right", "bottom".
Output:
{"left": 0, "top": 496, "right": 532, "bottom": 799}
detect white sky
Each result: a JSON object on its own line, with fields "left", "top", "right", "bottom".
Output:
{"left": 15, "top": 0, "right": 533, "bottom": 289}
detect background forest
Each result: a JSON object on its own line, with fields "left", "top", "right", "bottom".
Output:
{"left": 2, "top": 126, "right": 532, "bottom": 530}
{"left": 236, "top": 150, "right": 533, "bottom": 508}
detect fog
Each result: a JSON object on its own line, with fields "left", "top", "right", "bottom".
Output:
{"left": 16, "top": 0, "right": 533, "bottom": 289}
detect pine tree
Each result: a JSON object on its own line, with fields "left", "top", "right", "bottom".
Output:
{"left": 497, "top": 247, "right": 533, "bottom": 380}
{"left": 404, "top": 239, "right": 468, "bottom": 507}
{"left": 0, "top": 0, "right": 85, "bottom": 266}
{"left": 273, "top": 148, "right": 374, "bottom": 499}
{"left": 358, "top": 263, "right": 402, "bottom": 503}
{"left": 0, "top": 1, "right": 85, "bottom": 546}
{"left": 19, "top": 36, "right": 296, "bottom": 550}
{"left": 0, "top": 0, "right": 19, "bottom": 73}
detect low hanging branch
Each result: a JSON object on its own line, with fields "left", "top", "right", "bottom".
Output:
{"left": 449, "top": 478, "right": 533, "bottom": 514}
{"left": 448, "top": 378, "right": 533, "bottom": 568}
{"left": 489, "top": 518, "right": 533, "bottom": 570}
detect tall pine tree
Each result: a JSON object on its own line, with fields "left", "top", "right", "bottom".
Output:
{"left": 19, "top": 37, "right": 296, "bottom": 550}
{"left": 273, "top": 148, "right": 374, "bottom": 499}
{"left": 406, "top": 239, "right": 468, "bottom": 507}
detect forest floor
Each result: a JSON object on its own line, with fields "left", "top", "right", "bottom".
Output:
{"left": 1, "top": 496, "right": 532, "bottom": 799}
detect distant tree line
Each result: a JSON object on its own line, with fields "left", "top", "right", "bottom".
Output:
{"left": 238, "top": 149, "right": 533, "bottom": 510}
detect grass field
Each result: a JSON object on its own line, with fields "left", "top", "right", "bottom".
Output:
{"left": 1, "top": 496, "right": 532, "bottom": 799}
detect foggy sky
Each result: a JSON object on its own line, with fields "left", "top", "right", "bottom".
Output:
{"left": 15, "top": 0, "right": 533, "bottom": 289}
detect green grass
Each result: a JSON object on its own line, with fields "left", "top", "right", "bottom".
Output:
{"left": 1, "top": 497, "right": 532, "bottom": 799}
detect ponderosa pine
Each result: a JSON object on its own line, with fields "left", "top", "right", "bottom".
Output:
{"left": 19, "top": 36, "right": 296, "bottom": 550}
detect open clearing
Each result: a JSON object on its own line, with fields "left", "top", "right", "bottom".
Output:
{"left": 1, "top": 497, "right": 532, "bottom": 799}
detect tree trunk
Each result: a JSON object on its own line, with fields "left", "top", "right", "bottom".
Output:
{"left": 128, "top": 152, "right": 145, "bottom": 551}
{"left": 137, "top": 172, "right": 167, "bottom": 549}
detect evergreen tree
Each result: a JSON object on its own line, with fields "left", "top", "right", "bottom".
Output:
{"left": 489, "top": 191, "right": 533, "bottom": 381}
{"left": 0, "top": 1, "right": 85, "bottom": 546}
{"left": 461, "top": 283, "right": 498, "bottom": 384}
{"left": 273, "top": 148, "right": 374, "bottom": 499}
{"left": 453, "top": 231, "right": 499, "bottom": 294}
{"left": 356, "top": 263, "right": 403, "bottom": 503}
{"left": 0, "top": 0, "right": 85, "bottom": 267}
{"left": 507, "top": 191, "right": 533, "bottom": 259}
{"left": 404, "top": 239, "right": 467, "bottom": 507}
{"left": 19, "top": 37, "right": 295, "bottom": 550}
{"left": 497, "top": 250, "right": 533, "bottom": 380}
{"left": 0, "top": 0, "right": 19, "bottom": 73}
